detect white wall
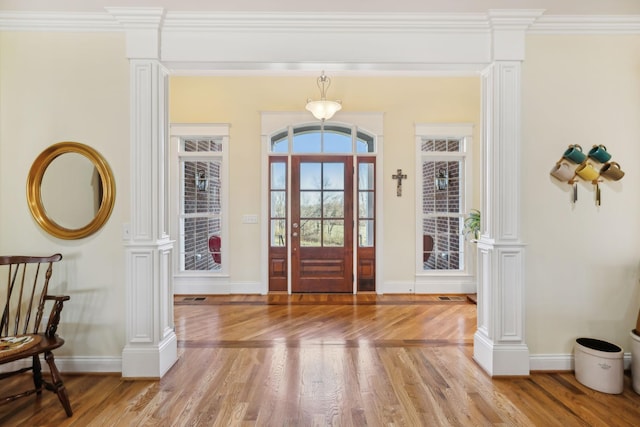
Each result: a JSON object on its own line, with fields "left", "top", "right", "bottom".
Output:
{"left": 0, "top": 32, "right": 129, "bottom": 361}
{"left": 522, "top": 34, "right": 640, "bottom": 355}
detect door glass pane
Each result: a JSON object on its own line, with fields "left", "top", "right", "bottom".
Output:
{"left": 358, "top": 163, "right": 374, "bottom": 190}
{"left": 271, "top": 220, "right": 286, "bottom": 247}
{"left": 300, "top": 220, "right": 321, "bottom": 246}
{"left": 358, "top": 192, "right": 374, "bottom": 218}
{"left": 322, "top": 163, "right": 344, "bottom": 190}
{"left": 323, "top": 220, "right": 344, "bottom": 246}
{"left": 300, "top": 163, "right": 321, "bottom": 190}
{"left": 358, "top": 220, "right": 374, "bottom": 247}
{"left": 300, "top": 191, "right": 321, "bottom": 218}
{"left": 271, "top": 191, "right": 286, "bottom": 218}
{"left": 271, "top": 162, "right": 286, "bottom": 189}
{"left": 323, "top": 192, "right": 344, "bottom": 218}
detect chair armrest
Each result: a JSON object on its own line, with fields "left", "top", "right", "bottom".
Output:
{"left": 43, "top": 295, "right": 70, "bottom": 337}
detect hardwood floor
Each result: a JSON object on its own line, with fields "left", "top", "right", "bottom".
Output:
{"left": 1, "top": 294, "right": 639, "bottom": 426}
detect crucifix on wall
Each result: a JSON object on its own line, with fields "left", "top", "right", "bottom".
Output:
{"left": 392, "top": 169, "right": 407, "bottom": 197}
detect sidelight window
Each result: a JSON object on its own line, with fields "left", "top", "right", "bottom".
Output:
{"left": 171, "top": 124, "right": 229, "bottom": 276}
{"left": 416, "top": 124, "right": 473, "bottom": 274}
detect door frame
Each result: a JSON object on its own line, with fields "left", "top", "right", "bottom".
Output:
{"left": 260, "top": 112, "right": 385, "bottom": 295}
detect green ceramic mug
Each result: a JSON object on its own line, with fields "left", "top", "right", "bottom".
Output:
{"left": 563, "top": 144, "right": 587, "bottom": 164}
{"left": 588, "top": 144, "right": 612, "bottom": 163}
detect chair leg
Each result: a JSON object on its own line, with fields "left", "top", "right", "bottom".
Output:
{"left": 44, "top": 351, "right": 73, "bottom": 417}
{"left": 32, "top": 354, "right": 43, "bottom": 394}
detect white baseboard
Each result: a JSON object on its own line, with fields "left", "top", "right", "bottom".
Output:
{"left": 0, "top": 356, "right": 122, "bottom": 374}
{"left": 414, "top": 281, "right": 476, "bottom": 294}
{"left": 57, "top": 356, "right": 122, "bottom": 373}
{"left": 529, "top": 353, "right": 632, "bottom": 372}
{"left": 381, "top": 279, "right": 476, "bottom": 294}
{"left": 380, "top": 281, "right": 416, "bottom": 293}
{"left": 174, "top": 280, "right": 263, "bottom": 295}
{"left": 175, "top": 280, "right": 475, "bottom": 295}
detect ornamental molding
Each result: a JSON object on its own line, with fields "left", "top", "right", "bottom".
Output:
{"left": 530, "top": 14, "right": 640, "bottom": 34}
{"left": 0, "top": 10, "right": 639, "bottom": 34}
{"left": 0, "top": 11, "right": 119, "bottom": 31}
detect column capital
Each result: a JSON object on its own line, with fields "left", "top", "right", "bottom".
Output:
{"left": 488, "top": 9, "right": 545, "bottom": 61}
{"left": 106, "top": 7, "right": 164, "bottom": 59}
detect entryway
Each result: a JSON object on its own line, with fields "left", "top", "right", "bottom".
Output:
{"left": 264, "top": 117, "right": 381, "bottom": 294}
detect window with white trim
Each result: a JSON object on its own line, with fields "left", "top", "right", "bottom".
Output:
{"left": 171, "top": 124, "right": 229, "bottom": 275}
{"left": 416, "top": 124, "right": 473, "bottom": 274}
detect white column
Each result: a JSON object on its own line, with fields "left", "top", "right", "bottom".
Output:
{"left": 473, "top": 10, "right": 543, "bottom": 376}
{"left": 108, "top": 7, "right": 177, "bottom": 378}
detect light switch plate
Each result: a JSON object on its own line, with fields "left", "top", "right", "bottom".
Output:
{"left": 242, "top": 214, "right": 258, "bottom": 224}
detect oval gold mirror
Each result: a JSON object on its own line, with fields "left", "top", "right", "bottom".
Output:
{"left": 27, "top": 142, "right": 115, "bottom": 240}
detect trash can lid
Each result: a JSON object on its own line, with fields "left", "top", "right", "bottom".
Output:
{"left": 576, "top": 337, "right": 622, "bottom": 353}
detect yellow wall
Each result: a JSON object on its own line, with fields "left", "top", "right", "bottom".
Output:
{"left": 169, "top": 76, "right": 482, "bottom": 284}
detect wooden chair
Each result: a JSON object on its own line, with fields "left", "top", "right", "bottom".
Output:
{"left": 0, "top": 254, "right": 72, "bottom": 417}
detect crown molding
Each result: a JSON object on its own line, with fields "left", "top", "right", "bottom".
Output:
{"left": 529, "top": 15, "right": 640, "bottom": 34}
{"left": 0, "top": 11, "right": 118, "bottom": 31}
{"left": 106, "top": 7, "right": 164, "bottom": 29}
{"left": 161, "top": 12, "right": 490, "bottom": 33}
{"left": 488, "top": 9, "right": 545, "bottom": 30}
{"left": 0, "top": 10, "right": 638, "bottom": 34}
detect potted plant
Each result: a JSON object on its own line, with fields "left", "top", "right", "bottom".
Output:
{"left": 462, "top": 209, "right": 481, "bottom": 241}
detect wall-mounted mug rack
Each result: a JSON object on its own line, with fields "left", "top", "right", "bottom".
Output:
{"left": 550, "top": 144, "right": 624, "bottom": 206}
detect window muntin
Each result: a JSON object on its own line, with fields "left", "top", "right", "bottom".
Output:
{"left": 419, "top": 136, "right": 468, "bottom": 272}
{"left": 270, "top": 124, "right": 375, "bottom": 154}
{"left": 358, "top": 160, "right": 375, "bottom": 247}
{"left": 299, "top": 161, "right": 346, "bottom": 248}
{"left": 269, "top": 126, "right": 376, "bottom": 249}
{"left": 178, "top": 137, "right": 224, "bottom": 272}
{"left": 270, "top": 159, "right": 287, "bottom": 247}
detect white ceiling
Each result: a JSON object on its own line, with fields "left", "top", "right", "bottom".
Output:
{"left": 0, "top": 0, "right": 639, "bottom": 15}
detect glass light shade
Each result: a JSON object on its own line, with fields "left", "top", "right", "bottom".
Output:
{"left": 305, "top": 100, "right": 342, "bottom": 121}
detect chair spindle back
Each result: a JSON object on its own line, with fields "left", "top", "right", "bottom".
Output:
{"left": 0, "top": 254, "right": 63, "bottom": 337}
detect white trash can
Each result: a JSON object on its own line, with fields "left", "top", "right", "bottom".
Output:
{"left": 574, "top": 337, "right": 624, "bottom": 394}
{"left": 631, "top": 330, "right": 640, "bottom": 394}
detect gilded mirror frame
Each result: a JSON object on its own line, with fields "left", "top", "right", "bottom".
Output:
{"left": 27, "top": 142, "right": 116, "bottom": 240}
